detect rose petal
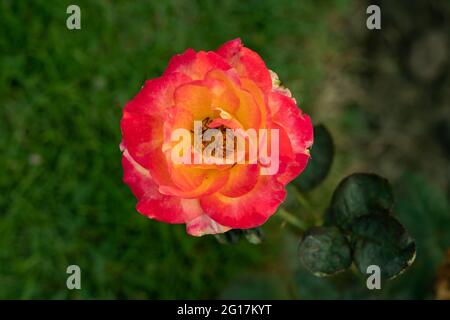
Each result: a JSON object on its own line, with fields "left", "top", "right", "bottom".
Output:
{"left": 120, "top": 111, "right": 161, "bottom": 169}
{"left": 269, "top": 92, "right": 313, "bottom": 152}
{"left": 121, "top": 72, "right": 191, "bottom": 170}
{"left": 186, "top": 214, "right": 231, "bottom": 237}
{"left": 200, "top": 175, "right": 286, "bottom": 229}
{"left": 174, "top": 82, "right": 214, "bottom": 121}
{"left": 218, "top": 164, "right": 259, "bottom": 198}
{"left": 216, "top": 38, "right": 272, "bottom": 91}
{"left": 164, "top": 49, "right": 231, "bottom": 80}
{"left": 268, "top": 92, "right": 313, "bottom": 185}
{"left": 122, "top": 151, "right": 201, "bottom": 224}
{"left": 160, "top": 167, "right": 229, "bottom": 199}
{"left": 123, "top": 72, "right": 191, "bottom": 116}
{"left": 206, "top": 69, "right": 261, "bottom": 129}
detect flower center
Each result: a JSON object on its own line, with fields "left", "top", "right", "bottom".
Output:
{"left": 200, "top": 117, "right": 236, "bottom": 158}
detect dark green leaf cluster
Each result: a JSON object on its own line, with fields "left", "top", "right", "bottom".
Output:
{"left": 299, "top": 173, "right": 416, "bottom": 279}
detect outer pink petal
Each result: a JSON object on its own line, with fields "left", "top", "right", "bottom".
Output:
{"left": 120, "top": 112, "right": 160, "bottom": 170}
{"left": 200, "top": 175, "right": 286, "bottom": 229}
{"left": 186, "top": 214, "right": 231, "bottom": 237}
{"left": 277, "top": 152, "right": 311, "bottom": 186}
{"left": 122, "top": 151, "right": 201, "bottom": 224}
{"left": 164, "top": 49, "right": 231, "bottom": 80}
{"left": 216, "top": 38, "right": 272, "bottom": 92}
{"left": 121, "top": 72, "right": 191, "bottom": 170}
{"left": 269, "top": 92, "right": 313, "bottom": 152}
{"left": 268, "top": 91, "right": 313, "bottom": 185}
{"left": 123, "top": 72, "right": 191, "bottom": 117}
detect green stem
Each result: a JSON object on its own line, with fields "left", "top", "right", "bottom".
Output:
{"left": 292, "top": 188, "right": 321, "bottom": 224}
{"left": 291, "top": 188, "right": 313, "bottom": 211}
{"left": 278, "top": 208, "right": 308, "bottom": 231}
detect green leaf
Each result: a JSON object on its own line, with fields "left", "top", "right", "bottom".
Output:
{"left": 322, "top": 207, "right": 336, "bottom": 227}
{"left": 351, "top": 214, "right": 416, "bottom": 279}
{"left": 215, "top": 228, "right": 264, "bottom": 245}
{"left": 214, "top": 230, "right": 242, "bottom": 244}
{"left": 298, "top": 226, "right": 352, "bottom": 277}
{"left": 331, "top": 173, "right": 394, "bottom": 230}
{"left": 243, "top": 228, "right": 265, "bottom": 244}
{"left": 294, "top": 124, "right": 334, "bottom": 191}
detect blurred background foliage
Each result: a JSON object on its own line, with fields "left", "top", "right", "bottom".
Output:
{"left": 0, "top": 0, "right": 449, "bottom": 299}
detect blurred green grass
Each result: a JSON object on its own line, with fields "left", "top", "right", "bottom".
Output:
{"left": 0, "top": 0, "right": 350, "bottom": 298}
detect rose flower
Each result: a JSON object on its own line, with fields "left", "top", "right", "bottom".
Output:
{"left": 120, "top": 39, "right": 313, "bottom": 236}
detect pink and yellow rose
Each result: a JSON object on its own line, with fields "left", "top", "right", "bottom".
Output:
{"left": 120, "top": 39, "right": 313, "bottom": 236}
